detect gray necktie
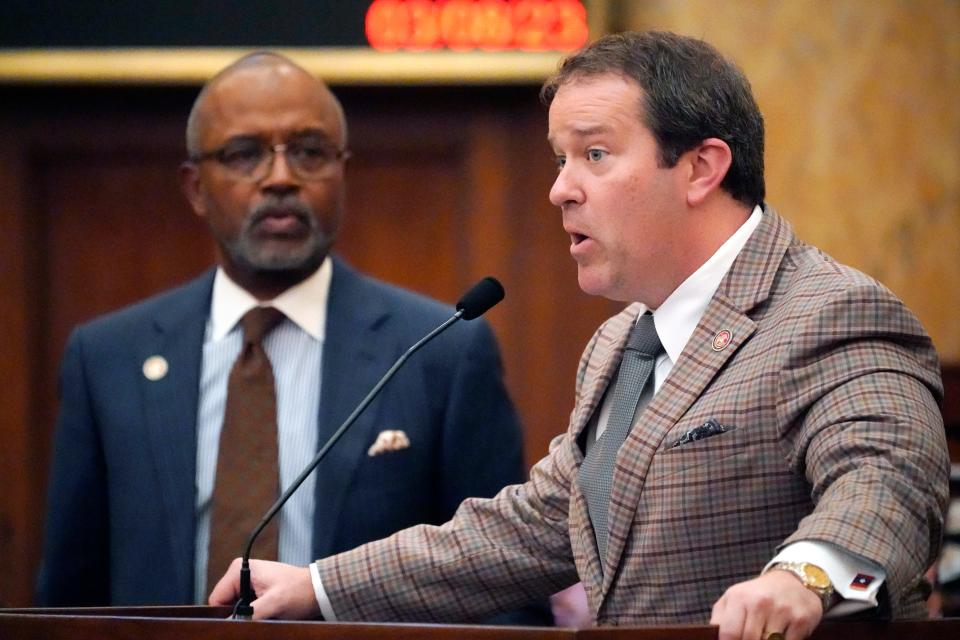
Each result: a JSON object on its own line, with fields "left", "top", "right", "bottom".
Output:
{"left": 578, "top": 313, "right": 663, "bottom": 563}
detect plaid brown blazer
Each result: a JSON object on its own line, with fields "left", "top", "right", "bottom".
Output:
{"left": 316, "top": 206, "right": 949, "bottom": 625}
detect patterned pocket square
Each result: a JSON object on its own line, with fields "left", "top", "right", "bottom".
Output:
{"left": 670, "top": 418, "right": 736, "bottom": 448}
{"left": 367, "top": 430, "right": 411, "bottom": 456}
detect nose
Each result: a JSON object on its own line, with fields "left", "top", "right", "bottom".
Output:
{"left": 549, "top": 165, "right": 583, "bottom": 209}
{"left": 260, "top": 146, "right": 299, "bottom": 195}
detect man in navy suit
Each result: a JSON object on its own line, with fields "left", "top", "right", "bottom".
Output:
{"left": 36, "top": 52, "right": 535, "bottom": 621}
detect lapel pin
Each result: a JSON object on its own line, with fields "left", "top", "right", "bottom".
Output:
{"left": 368, "top": 430, "right": 411, "bottom": 457}
{"left": 142, "top": 355, "right": 169, "bottom": 381}
{"left": 712, "top": 330, "right": 732, "bottom": 351}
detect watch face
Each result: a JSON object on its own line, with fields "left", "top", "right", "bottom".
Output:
{"left": 803, "top": 564, "right": 831, "bottom": 589}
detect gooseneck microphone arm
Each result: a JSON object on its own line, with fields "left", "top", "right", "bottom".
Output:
{"left": 233, "top": 311, "right": 463, "bottom": 617}
{"left": 232, "top": 277, "right": 505, "bottom": 619}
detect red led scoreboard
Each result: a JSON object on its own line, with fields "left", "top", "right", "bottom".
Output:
{"left": 365, "top": 0, "right": 589, "bottom": 51}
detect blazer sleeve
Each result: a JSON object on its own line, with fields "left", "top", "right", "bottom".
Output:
{"left": 315, "top": 427, "right": 581, "bottom": 622}
{"left": 777, "top": 282, "right": 949, "bottom": 612}
{"left": 433, "top": 319, "right": 555, "bottom": 625}
{"left": 35, "top": 328, "right": 111, "bottom": 606}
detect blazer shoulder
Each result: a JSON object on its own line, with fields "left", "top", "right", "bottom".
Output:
{"left": 332, "top": 260, "right": 494, "bottom": 344}
{"left": 774, "top": 242, "right": 941, "bottom": 389}
{"left": 784, "top": 242, "right": 887, "bottom": 296}
{"left": 71, "top": 270, "right": 214, "bottom": 342}
{"left": 770, "top": 242, "right": 915, "bottom": 325}
{"left": 353, "top": 271, "right": 458, "bottom": 321}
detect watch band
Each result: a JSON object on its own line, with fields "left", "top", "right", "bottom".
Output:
{"left": 766, "top": 561, "right": 835, "bottom": 612}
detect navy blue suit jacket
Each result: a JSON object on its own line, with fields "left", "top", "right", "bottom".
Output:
{"left": 37, "top": 258, "right": 528, "bottom": 608}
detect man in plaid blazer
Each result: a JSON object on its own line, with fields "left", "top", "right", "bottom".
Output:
{"left": 211, "top": 32, "right": 949, "bottom": 640}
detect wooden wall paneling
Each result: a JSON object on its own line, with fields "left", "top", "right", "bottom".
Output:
{"left": 462, "top": 105, "right": 544, "bottom": 459}
{"left": 0, "top": 127, "right": 45, "bottom": 607}
{"left": 338, "top": 105, "right": 466, "bottom": 303}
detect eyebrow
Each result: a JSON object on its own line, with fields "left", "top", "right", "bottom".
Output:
{"left": 547, "top": 124, "right": 614, "bottom": 146}
{"left": 288, "top": 128, "right": 335, "bottom": 140}
{"left": 571, "top": 124, "right": 613, "bottom": 137}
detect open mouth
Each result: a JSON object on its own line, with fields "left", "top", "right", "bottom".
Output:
{"left": 571, "top": 232, "right": 588, "bottom": 245}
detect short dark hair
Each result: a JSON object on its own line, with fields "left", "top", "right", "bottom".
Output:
{"left": 542, "top": 31, "right": 765, "bottom": 207}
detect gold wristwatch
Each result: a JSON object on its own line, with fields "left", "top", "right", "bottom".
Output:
{"left": 766, "top": 561, "right": 835, "bottom": 611}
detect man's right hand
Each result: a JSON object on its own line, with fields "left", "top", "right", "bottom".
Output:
{"left": 209, "top": 557, "right": 321, "bottom": 620}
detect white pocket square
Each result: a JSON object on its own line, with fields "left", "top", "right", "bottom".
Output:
{"left": 367, "top": 430, "right": 410, "bottom": 457}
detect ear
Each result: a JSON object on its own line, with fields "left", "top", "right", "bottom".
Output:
{"left": 179, "top": 161, "right": 207, "bottom": 219}
{"left": 685, "top": 138, "right": 732, "bottom": 207}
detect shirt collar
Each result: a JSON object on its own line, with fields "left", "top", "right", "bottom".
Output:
{"left": 209, "top": 256, "right": 332, "bottom": 341}
{"left": 646, "top": 205, "right": 763, "bottom": 363}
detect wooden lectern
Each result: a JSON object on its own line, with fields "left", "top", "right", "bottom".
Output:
{"left": 0, "top": 607, "right": 957, "bottom": 639}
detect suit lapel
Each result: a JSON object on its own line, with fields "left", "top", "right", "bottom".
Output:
{"left": 140, "top": 271, "right": 214, "bottom": 597}
{"left": 312, "top": 260, "right": 394, "bottom": 558}
{"left": 598, "top": 208, "right": 795, "bottom": 600}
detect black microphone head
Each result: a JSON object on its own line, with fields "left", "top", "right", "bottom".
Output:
{"left": 456, "top": 277, "right": 504, "bottom": 320}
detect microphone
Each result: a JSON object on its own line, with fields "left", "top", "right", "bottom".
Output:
{"left": 456, "top": 276, "right": 504, "bottom": 320}
{"left": 231, "top": 277, "right": 505, "bottom": 619}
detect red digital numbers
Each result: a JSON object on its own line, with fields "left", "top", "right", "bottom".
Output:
{"left": 365, "top": 0, "right": 589, "bottom": 51}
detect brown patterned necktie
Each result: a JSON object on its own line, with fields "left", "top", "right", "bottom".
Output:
{"left": 207, "top": 306, "right": 285, "bottom": 594}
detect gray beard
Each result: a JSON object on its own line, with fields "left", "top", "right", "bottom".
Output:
{"left": 224, "top": 198, "right": 334, "bottom": 276}
{"left": 226, "top": 228, "right": 327, "bottom": 274}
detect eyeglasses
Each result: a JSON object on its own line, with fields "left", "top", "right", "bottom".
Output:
{"left": 190, "top": 137, "right": 350, "bottom": 182}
